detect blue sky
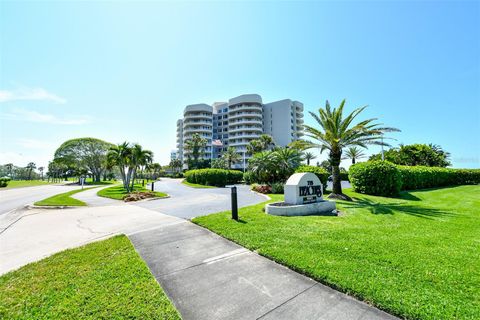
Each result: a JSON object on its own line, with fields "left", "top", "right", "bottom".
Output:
{"left": 1, "top": 1, "right": 479, "bottom": 169}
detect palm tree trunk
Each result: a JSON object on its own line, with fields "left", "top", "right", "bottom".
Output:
{"left": 352, "top": 158, "right": 356, "bottom": 164}
{"left": 130, "top": 167, "right": 137, "bottom": 190}
{"left": 328, "top": 151, "right": 352, "bottom": 201}
{"left": 307, "top": 158, "right": 310, "bottom": 165}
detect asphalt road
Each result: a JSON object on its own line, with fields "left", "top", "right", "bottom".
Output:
{"left": 0, "top": 184, "right": 83, "bottom": 216}
{"left": 134, "top": 178, "right": 267, "bottom": 219}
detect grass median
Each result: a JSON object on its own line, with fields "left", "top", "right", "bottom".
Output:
{"left": 97, "top": 184, "right": 167, "bottom": 200}
{"left": 0, "top": 235, "right": 180, "bottom": 319}
{"left": 34, "top": 187, "right": 97, "bottom": 206}
{"left": 3, "top": 180, "right": 55, "bottom": 189}
{"left": 193, "top": 185, "right": 480, "bottom": 320}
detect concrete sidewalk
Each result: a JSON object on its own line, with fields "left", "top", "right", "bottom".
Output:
{"left": 0, "top": 205, "right": 183, "bottom": 275}
{"left": 129, "top": 222, "right": 398, "bottom": 320}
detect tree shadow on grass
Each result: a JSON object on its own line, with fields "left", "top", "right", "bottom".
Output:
{"left": 398, "top": 191, "right": 421, "bottom": 201}
{"left": 341, "top": 197, "right": 454, "bottom": 219}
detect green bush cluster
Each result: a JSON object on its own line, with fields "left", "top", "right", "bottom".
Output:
{"left": 295, "top": 165, "right": 328, "bottom": 191}
{"left": 349, "top": 161, "right": 480, "bottom": 196}
{"left": 184, "top": 169, "right": 243, "bottom": 187}
{"left": 349, "top": 161, "right": 402, "bottom": 196}
{"left": 398, "top": 166, "right": 480, "bottom": 190}
{"left": 0, "top": 176, "right": 11, "bottom": 187}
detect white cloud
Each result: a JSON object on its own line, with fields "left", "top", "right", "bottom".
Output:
{"left": 0, "top": 87, "right": 66, "bottom": 104}
{"left": 3, "top": 108, "right": 90, "bottom": 125}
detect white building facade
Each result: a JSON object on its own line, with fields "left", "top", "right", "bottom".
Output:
{"left": 176, "top": 94, "right": 304, "bottom": 169}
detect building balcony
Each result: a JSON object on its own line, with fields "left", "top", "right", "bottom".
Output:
{"left": 183, "top": 127, "right": 212, "bottom": 134}
{"left": 229, "top": 118, "right": 263, "bottom": 126}
{"left": 183, "top": 118, "right": 212, "bottom": 124}
{"left": 184, "top": 113, "right": 212, "bottom": 120}
{"left": 229, "top": 133, "right": 261, "bottom": 140}
{"left": 228, "top": 126, "right": 263, "bottom": 134}
{"left": 228, "top": 104, "right": 262, "bottom": 113}
{"left": 228, "top": 112, "right": 262, "bottom": 121}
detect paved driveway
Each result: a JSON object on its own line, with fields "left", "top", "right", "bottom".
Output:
{"left": 134, "top": 178, "right": 267, "bottom": 219}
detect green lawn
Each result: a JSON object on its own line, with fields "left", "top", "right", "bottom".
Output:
{"left": 97, "top": 184, "right": 167, "bottom": 200}
{"left": 182, "top": 179, "right": 216, "bottom": 188}
{"left": 193, "top": 185, "right": 480, "bottom": 320}
{"left": 34, "top": 187, "right": 97, "bottom": 206}
{"left": 0, "top": 235, "right": 180, "bottom": 319}
{"left": 2, "top": 180, "right": 55, "bottom": 189}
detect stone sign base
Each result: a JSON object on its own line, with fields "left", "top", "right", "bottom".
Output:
{"left": 265, "top": 200, "right": 337, "bottom": 217}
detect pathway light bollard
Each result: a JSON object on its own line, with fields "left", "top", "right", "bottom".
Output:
{"left": 151, "top": 181, "right": 154, "bottom": 192}
{"left": 231, "top": 186, "right": 238, "bottom": 221}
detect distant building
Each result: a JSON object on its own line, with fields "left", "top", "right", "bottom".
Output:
{"left": 170, "top": 150, "right": 178, "bottom": 161}
{"left": 175, "top": 94, "right": 304, "bottom": 169}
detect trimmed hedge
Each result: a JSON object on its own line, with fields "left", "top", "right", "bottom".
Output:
{"left": 184, "top": 169, "right": 243, "bottom": 187}
{"left": 349, "top": 161, "right": 402, "bottom": 196}
{"left": 349, "top": 162, "right": 480, "bottom": 196}
{"left": 0, "top": 177, "right": 11, "bottom": 188}
{"left": 398, "top": 166, "right": 480, "bottom": 190}
{"left": 295, "top": 165, "right": 329, "bottom": 191}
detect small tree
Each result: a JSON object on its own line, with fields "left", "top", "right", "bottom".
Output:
{"left": 344, "top": 146, "right": 366, "bottom": 164}
{"left": 38, "top": 166, "right": 44, "bottom": 180}
{"left": 222, "top": 147, "right": 241, "bottom": 169}
{"left": 26, "top": 162, "right": 36, "bottom": 180}
{"left": 184, "top": 133, "right": 207, "bottom": 169}
{"left": 211, "top": 158, "right": 228, "bottom": 169}
{"left": 303, "top": 152, "right": 316, "bottom": 165}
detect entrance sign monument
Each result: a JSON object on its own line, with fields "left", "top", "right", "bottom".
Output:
{"left": 266, "top": 172, "right": 337, "bottom": 216}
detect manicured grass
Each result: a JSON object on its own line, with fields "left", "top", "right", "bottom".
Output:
{"left": 97, "top": 184, "right": 168, "bottom": 200}
{"left": 34, "top": 187, "right": 97, "bottom": 206}
{"left": 193, "top": 186, "right": 480, "bottom": 320}
{"left": 0, "top": 235, "right": 180, "bottom": 319}
{"left": 182, "top": 179, "right": 216, "bottom": 188}
{"left": 2, "top": 180, "right": 55, "bottom": 189}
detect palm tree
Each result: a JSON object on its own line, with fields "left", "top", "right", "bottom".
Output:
{"left": 304, "top": 100, "right": 399, "bottom": 200}
{"left": 169, "top": 158, "right": 183, "bottom": 173}
{"left": 246, "top": 134, "right": 275, "bottom": 155}
{"left": 150, "top": 163, "right": 162, "bottom": 180}
{"left": 129, "top": 144, "right": 153, "bottom": 190}
{"left": 246, "top": 140, "right": 263, "bottom": 155}
{"left": 26, "top": 162, "right": 36, "bottom": 180}
{"left": 38, "top": 166, "right": 44, "bottom": 180}
{"left": 184, "top": 133, "right": 207, "bottom": 169}
{"left": 258, "top": 134, "right": 275, "bottom": 150}
{"left": 5, "top": 163, "right": 13, "bottom": 178}
{"left": 344, "top": 146, "right": 366, "bottom": 164}
{"left": 222, "top": 147, "right": 241, "bottom": 169}
{"left": 248, "top": 151, "right": 275, "bottom": 183}
{"left": 273, "top": 147, "right": 303, "bottom": 181}
{"left": 107, "top": 142, "right": 133, "bottom": 191}
{"left": 303, "top": 152, "right": 316, "bottom": 165}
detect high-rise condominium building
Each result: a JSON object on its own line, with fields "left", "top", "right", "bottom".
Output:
{"left": 176, "top": 94, "right": 304, "bottom": 169}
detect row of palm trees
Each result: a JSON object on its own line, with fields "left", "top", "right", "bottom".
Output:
{"left": 107, "top": 142, "right": 153, "bottom": 192}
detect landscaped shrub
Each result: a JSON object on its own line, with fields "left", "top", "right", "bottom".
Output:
{"left": 398, "top": 166, "right": 480, "bottom": 190}
{"left": 251, "top": 184, "right": 272, "bottom": 194}
{"left": 184, "top": 169, "right": 243, "bottom": 187}
{"left": 0, "top": 176, "right": 11, "bottom": 187}
{"left": 295, "top": 165, "right": 328, "bottom": 191}
{"left": 270, "top": 182, "right": 284, "bottom": 194}
{"left": 349, "top": 161, "right": 402, "bottom": 196}
{"left": 243, "top": 171, "right": 254, "bottom": 185}
{"left": 340, "top": 171, "right": 350, "bottom": 181}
